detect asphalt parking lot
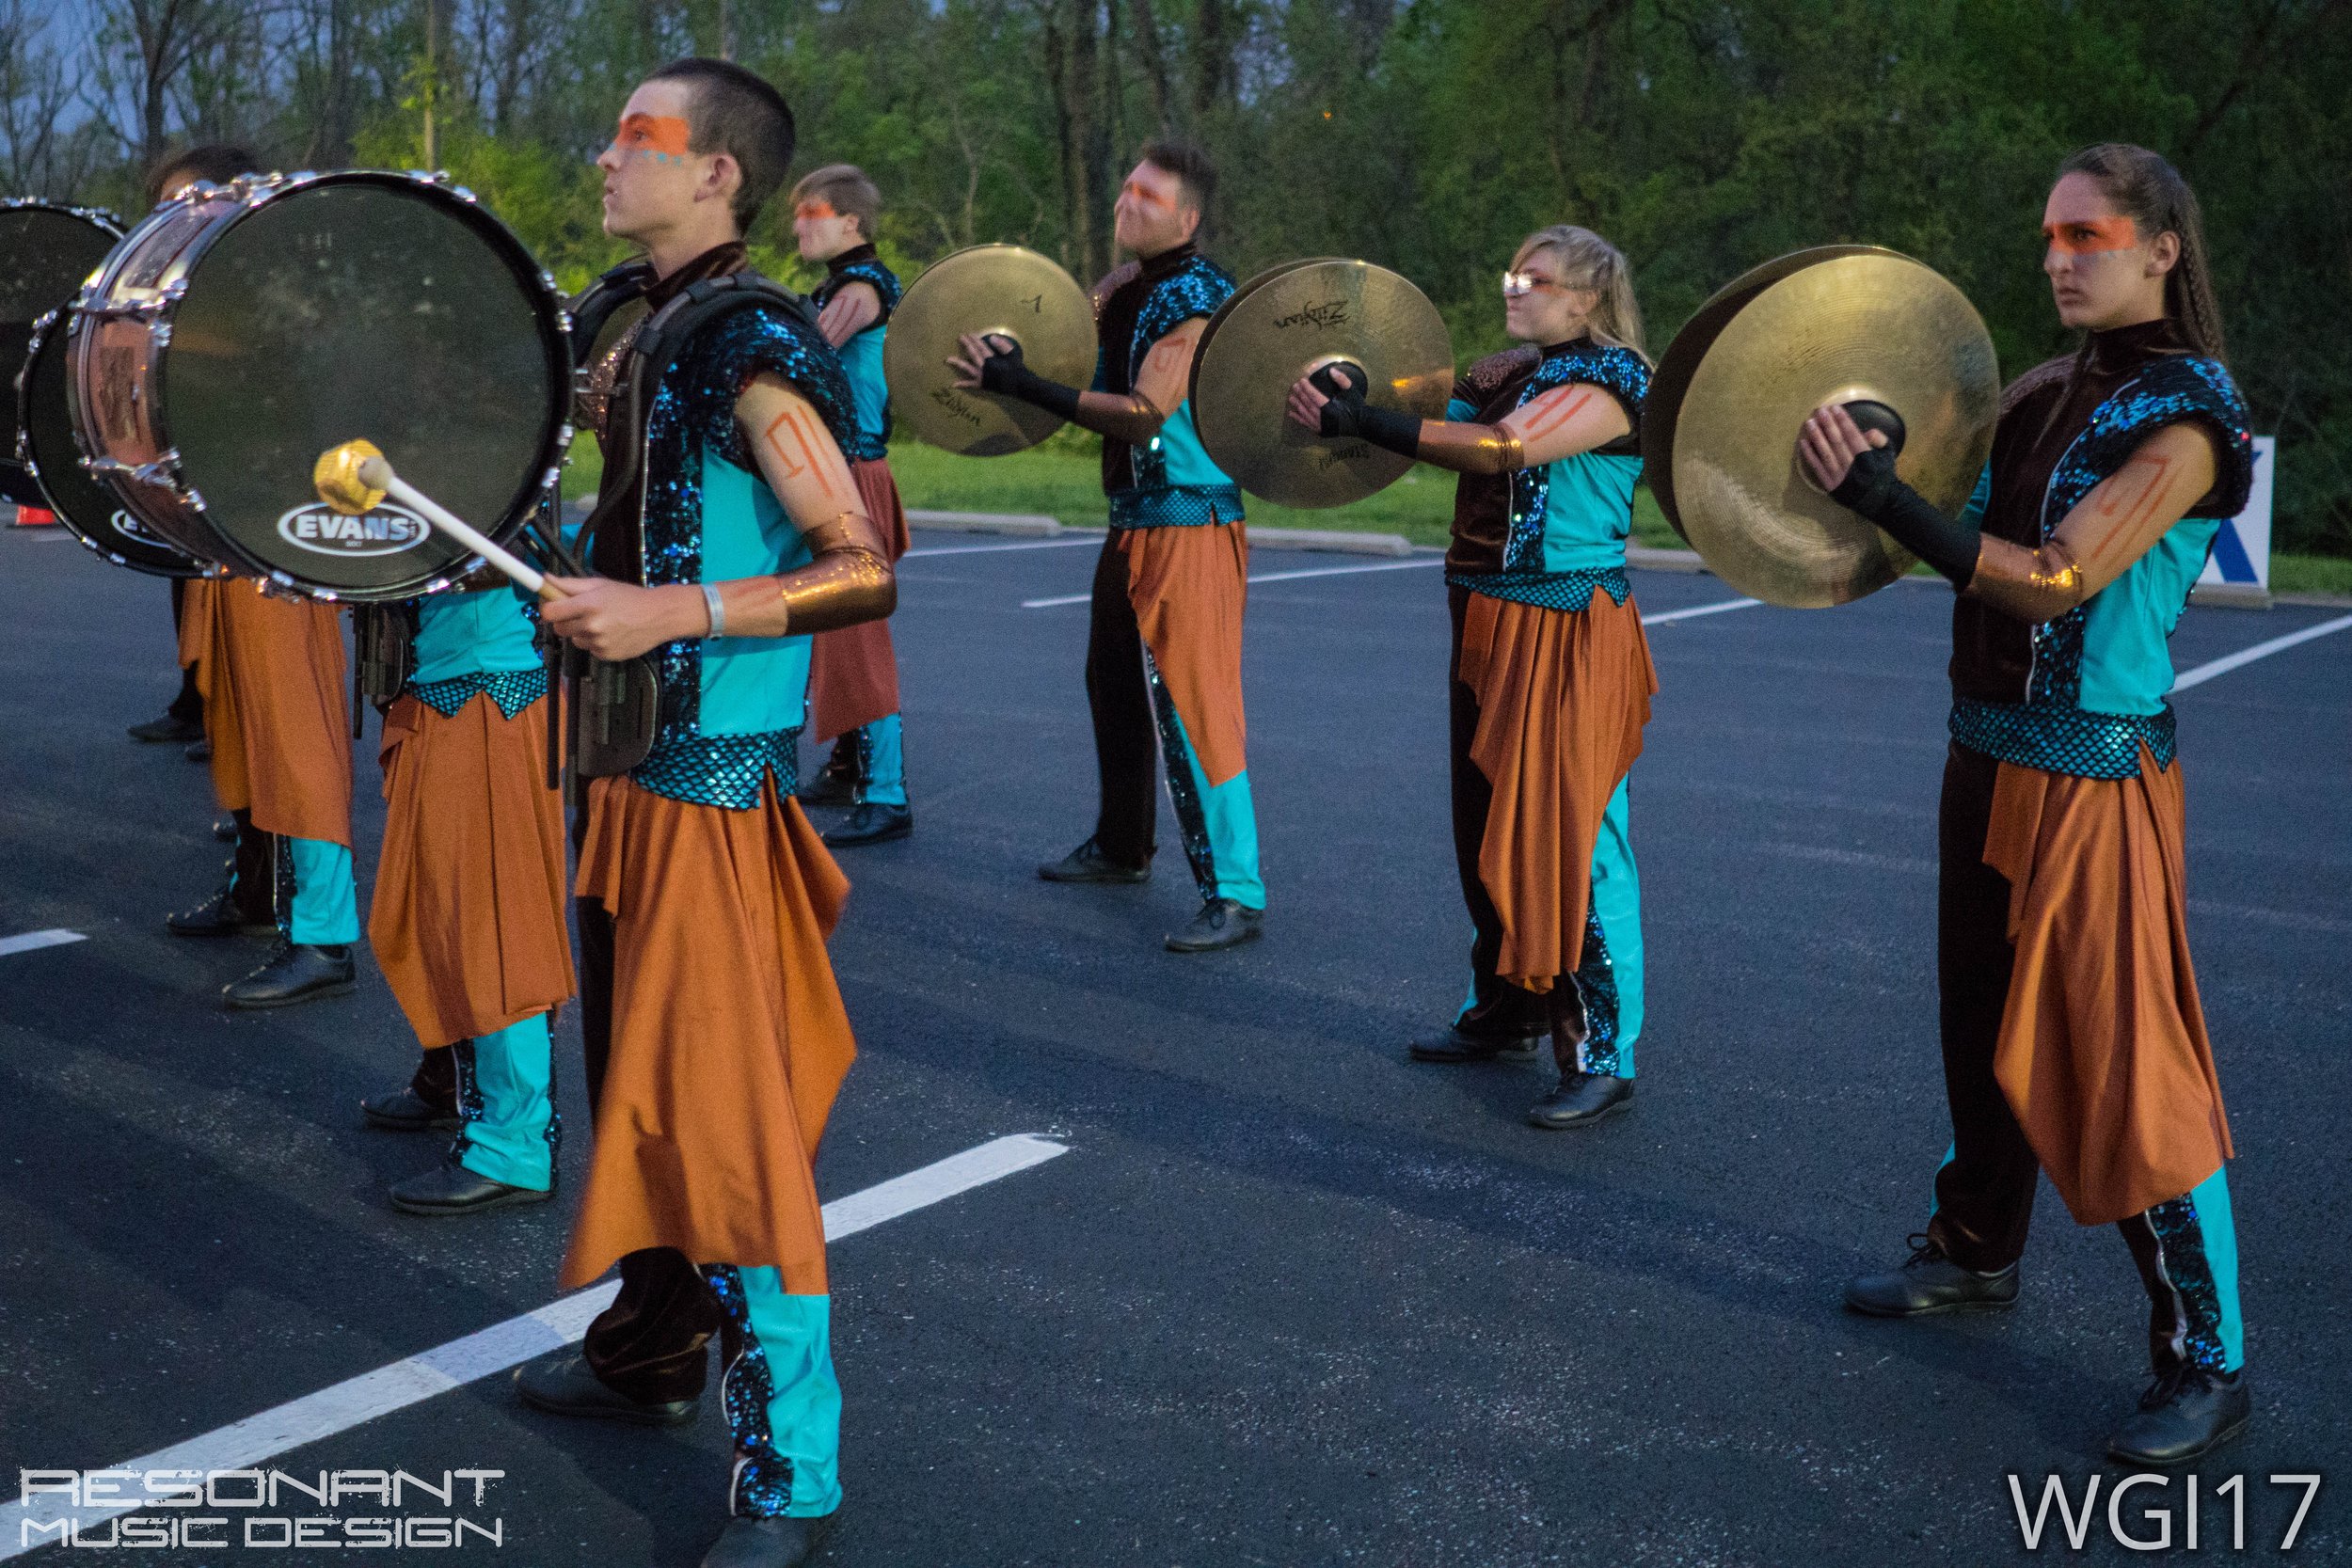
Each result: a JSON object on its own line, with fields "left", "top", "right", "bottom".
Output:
{"left": 2, "top": 517, "right": 2346, "bottom": 1565}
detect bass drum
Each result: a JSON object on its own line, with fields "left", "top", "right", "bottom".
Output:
{"left": 72, "top": 169, "right": 571, "bottom": 601}
{"left": 19, "top": 307, "right": 202, "bottom": 575}
{"left": 0, "top": 200, "right": 122, "bottom": 507}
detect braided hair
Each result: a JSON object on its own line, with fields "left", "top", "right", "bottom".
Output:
{"left": 2054, "top": 142, "right": 2227, "bottom": 362}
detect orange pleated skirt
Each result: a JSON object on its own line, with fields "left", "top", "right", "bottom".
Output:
{"left": 1118, "top": 519, "right": 1250, "bottom": 787}
{"left": 563, "top": 774, "right": 856, "bottom": 1291}
{"left": 1985, "top": 749, "right": 2233, "bottom": 1225}
{"left": 805, "top": 458, "right": 912, "bottom": 742}
{"left": 368, "top": 689, "right": 575, "bottom": 1050}
{"left": 1455, "top": 589, "right": 1656, "bottom": 992}
{"left": 197, "top": 578, "right": 353, "bottom": 847}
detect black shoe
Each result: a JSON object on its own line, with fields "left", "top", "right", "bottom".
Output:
{"left": 1408, "top": 1024, "right": 1544, "bottom": 1063}
{"left": 212, "top": 814, "right": 237, "bottom": 842}
{"left": 1165, "top": 897, "right": 1263, "bottom": 953}
{"left": 390, "top": 1158, "right": 552, "bottom": 1216}
{"left": 2106, "top": 1365, "right": 2250, "bottom": 1466}
{"left": 361, "top": 1085, "right": 461, "bottom": 1132}
{"left": 129, "top": 712, "right": 205, "bottom": 744}
{"left": 167, "top": 885, "right": 278, "bottom": 939}
{"left": 1038, "top": 836, "right": 1150, "bottom": 885}
{"left": 514, "top": 1350, "right": 699, "bottom": 1427}
{"left": 822, "top": 801, "right": 911, "bottom": 848}
{"left": 222, "top": 942, "right": 357, "bottom": 1009}
{"left": 796, "top": 764, "right": 857, "bottom": 809}
{"left": 1527, "top": 1071, "right": 1634, "bottom": 1129}
{"left": 701, "top": 1512, "right": 839, "bottom": 1568}
{"left": 1844, "top": 1234, "right": 2020, "bottom": 1317}
{"left": 183, "top": 737, "right": 212, "bottom": 763}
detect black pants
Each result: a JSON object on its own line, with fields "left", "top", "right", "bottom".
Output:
{"left": 567, "top": 798, "right": 724, "bottom": 1402}
{"left": 1084, "top": 534, "right": 1161, "bottom": 868}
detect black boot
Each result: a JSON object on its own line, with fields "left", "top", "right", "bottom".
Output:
{"left": 167, "top": 882, "right": 278, "bottom": 939}
{"left": 1844, "top": 1235, "right": 2020, "bottom": 1316}
{"left": 514, "top": 1350, "right": 699, "bottom": 1427}
{"left": 1527, "top": 1071, "right": 1633, "bottom": 1129}
{"left": 821, "top": 801, "right": 912, "bottom": 848}
{"left": 129, "top": 712, "right": 205, "bottom": 744}
{"left": 389, "top": 1158, "right": 553, "bottom": 1216}
{"left": 796, "top": 752, "right": 857, "bottom": 809}
{"left": 212, "top": 814, "right": 237, "bottom": 842}
{"left": 2106, "top": 1365, "right": 2250, "bottom": 1466}
{"left": 1408, "top": 1023, "right": 1544, "bottom": 1063}
{"left": 183, "top": 737, "right": 212, "bottom": 763}
{"left": 361, "top": 1086, "right": 461, "bottom": 1132}
{"left": 700, "top": 1512, "right": 839, "bottom": 1568}
{"left": 1165, "top": 897, "right": 1263, "bottom": 953}
{"left": 1038, "top": 835, "right": 1150, "bottom": 885}
{"left": 222, "top": 942, "right": 357, "bottom": 1009}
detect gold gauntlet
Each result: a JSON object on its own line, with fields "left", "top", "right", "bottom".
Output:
{"left": 1966, "top": 539, "right": 2090, "bottom": 621}
{"left": 775, "top": 512, "right": 896, "bottom": 636}
{"left": 1084, "top": 391, "right": 1167, "bottom": 447}
{"left": 1409, "top": 420, "right": 1526, "bottom": 477}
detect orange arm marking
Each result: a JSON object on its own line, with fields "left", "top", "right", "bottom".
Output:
{"left": 1517, "top": 386, "right": 1595, "bottom": 441}
{"left": 763, "top": 406, "right": 852, "bottom": 504}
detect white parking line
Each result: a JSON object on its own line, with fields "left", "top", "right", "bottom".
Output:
{"left": 1640, "top": 596, "right": 1762, "bottom": 626}
{"left": 2172, "top": 612, "right": 2352, "bottom": 692}
{"left": 0, "top": 929, "right": 85, "bottom": 958}
{"left": 904, "top": 537, "right": 1102, "bottom": 559}
{"left": 0, "top": 1133, "right": 1069, "bottom": 1556}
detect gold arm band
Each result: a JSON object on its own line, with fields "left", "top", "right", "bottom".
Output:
{"left": 1076, "top": 390, "right": 1168, "bottom": 447}
{"left": 774, "top": 511, "right": 896, "bottom": 636}
{"left": 1408, "top": 420, "right": 1526, "bottom": 477}
{"left": 1964, "top": 537, "right": 2090, "bottom": 622}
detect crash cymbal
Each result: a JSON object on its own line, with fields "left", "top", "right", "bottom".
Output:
{"left": 884, "top": 244, "right": 1094, "bottom": 456}
{"left": 1190, "top": 259, "right": 1454, "bottom": 510}
{"left": 1194, "top": 256, "right": 1343, "bottom": 363}
{"left": 1661, "top": 247, "right": 1998, "bottom": 608}
{"left": 1644, "top": 245, "right": 1887, "bottom": 542}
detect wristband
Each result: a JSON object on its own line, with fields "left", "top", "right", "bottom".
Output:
{"left": 702, "top": 581, "right": 726, "bottom": 639}
{"left": 1829, "top": 446, "right": 1983, "bottom": 586}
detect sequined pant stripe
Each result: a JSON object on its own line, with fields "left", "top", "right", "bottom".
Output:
{"left": 1141, "top": 648, "right": 1263, "bottom": 909}
{"left": 445, "top": 1013, "right": 558, "bottom": 1192}
{"left": 1567, "top": 778, "right": 1643, "bottom": 1077}
{"left": 2119, "top": 1166, "right": 2245, "bottom": 1374}
{"left": 700, "top": 1265, "right": 844, "bottom": 1518}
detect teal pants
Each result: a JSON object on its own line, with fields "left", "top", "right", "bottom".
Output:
{"left": 449, "top": 1013, "right": 557, "bottom": 1192}
{"left": 846, "top": 714, "right": 907, "bottom": 808}
{"left": 700, "top": 1267, "right": 843, "bottom": 1517}
{"left": 286, "top": 838, "right": 360, "bottom": 944}
{"left": 1145, "top": 650, "right": 1264, "bottom": 910}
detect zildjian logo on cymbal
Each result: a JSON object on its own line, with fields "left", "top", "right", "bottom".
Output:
{"left": 1273, "top": 300, "right": 1348, "bottom": 330}
{"left": 930, "top": 386, "right": 984, "bottom": 425}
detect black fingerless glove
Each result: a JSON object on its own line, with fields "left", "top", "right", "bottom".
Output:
{"left": 1830, "top": 444, "right": 1983, "bottom": 587}
{"left": 978, "top": 338, "right": 1082, "bottom": 421}
{"left": 1310, "top": 364, "right": 1423, "bottom": 458}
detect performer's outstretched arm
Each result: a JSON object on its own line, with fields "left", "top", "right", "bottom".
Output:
{"left": 946, "top": 320, "right": 1205, "bottom": 447}
{"left": 542, "top": 374, "right": 894, "bottom": 658}
{"left": 1800, "top": 402, "right": 2218, "bottom": 619}
{"left": 1283, "top": 365, "right": 1630, "bottom": 474}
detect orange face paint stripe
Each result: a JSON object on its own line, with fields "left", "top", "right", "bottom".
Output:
{"left": 613, "top": 113, "right": 692, "bottom": 163}
{"left": 2042, "top": 216, "right": 2137, "bottom": 256}
{"left": 1120, "top": 180, "right": 1174, "bottom": 212}
{"left": 795, "top": 199, "right": 839, "bottom": 222}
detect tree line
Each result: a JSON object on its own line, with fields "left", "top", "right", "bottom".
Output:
{"left": 5, "top": 0, "right": 2344, "bottom": 553}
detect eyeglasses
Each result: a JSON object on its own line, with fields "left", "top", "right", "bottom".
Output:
{"left": 1501, "top": 271, "right": 1571, "bottom": 298}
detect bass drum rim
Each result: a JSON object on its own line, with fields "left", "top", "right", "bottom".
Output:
{"left": 83, "top": 170, "right": 572, "bottom": 603}
{"left": 20, "top": 305, "right": 204, "bottom": 578}
{"left": 0, "top": 198, "right": 124, "bottom": 510}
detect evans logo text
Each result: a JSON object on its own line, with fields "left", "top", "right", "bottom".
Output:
{"left": 276, "top": 501, "right": 429, "bottom": 558}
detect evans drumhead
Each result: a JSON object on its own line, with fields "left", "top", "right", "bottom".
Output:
{"left": 19, "top": 307, "right": 202, "bottom": 575}
{"left": 72, "top": 170, "right": 571, "bottom": 600}
{"left": 0, "top": 200, "right": 122, "bottom": 507}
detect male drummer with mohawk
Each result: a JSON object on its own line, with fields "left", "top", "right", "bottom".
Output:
{"left": 947, "top": 143, "right": 1267, "bottom": 953}
{"left": 511, "top": 58, "right": 884, "bottom": 1568}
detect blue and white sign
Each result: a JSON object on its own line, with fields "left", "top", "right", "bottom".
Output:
{"left": 2199, "top": 435, "right": 2274, "bottom": 592}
